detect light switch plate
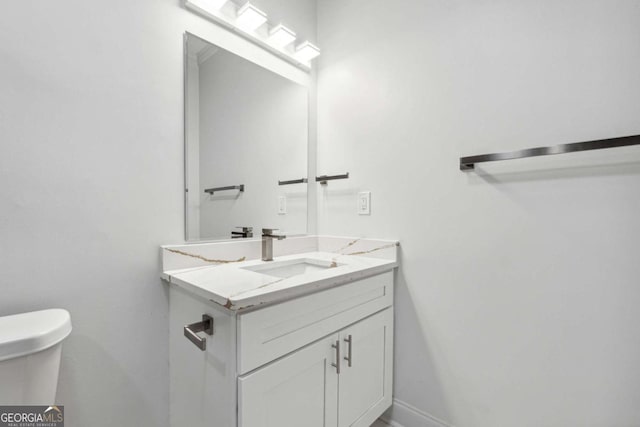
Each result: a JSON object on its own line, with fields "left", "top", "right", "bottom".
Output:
{"left": 358, "top": 191, "right": 371, "bottom": 215}
{"left": 278, "top": 196, "right": 287, "bottom": 215}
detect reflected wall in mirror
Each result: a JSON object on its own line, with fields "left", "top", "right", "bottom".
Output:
{"left": 184, "top": 33, "right": 308, "bottom": 242}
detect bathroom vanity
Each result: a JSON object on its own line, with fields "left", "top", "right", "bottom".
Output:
{"left": 162, "top": 236, "right": 398, "bottom": 427}
{"left": 173, "top": 30, "right": 396, "bottom": 427}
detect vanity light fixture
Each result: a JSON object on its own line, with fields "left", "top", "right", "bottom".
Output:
{"left": 184, "top": 0, "right": 321, "bottom": 69}
{"left": 268, "top": 24, "right": 296, "bottom": 48}
{"left": 236, "top": 2, "right": 268, "bottom": 31}
{"left": 295, "top": 41, "right": 321, "bottom": 62}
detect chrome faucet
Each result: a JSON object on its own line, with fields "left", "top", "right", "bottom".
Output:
{"left": 231, "top": 226, "right": 253, "bottom": 239}
{"left": 262, "top": 228, "right": 286, "bottom": 261}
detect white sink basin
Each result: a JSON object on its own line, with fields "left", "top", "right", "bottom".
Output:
{"left": 242, "top": 258, "right": 340, "bottom": 279}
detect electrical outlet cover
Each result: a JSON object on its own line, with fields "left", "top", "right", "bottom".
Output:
{"left": 358, "top": 191, "right": 371, "bottom": 215}
{"left": 278, "top": 196, "right": 287, "bottom": 215}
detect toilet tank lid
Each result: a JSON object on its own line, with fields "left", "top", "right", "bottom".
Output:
{"left": 0, "top": 309, "right": 72, "bottom": 362}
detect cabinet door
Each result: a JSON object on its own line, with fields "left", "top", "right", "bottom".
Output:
{"left": 338, "top": 308, "right": 394, "bottom": 427}
{"left": 239, "top": 334, "right": 340, "bottom": 427}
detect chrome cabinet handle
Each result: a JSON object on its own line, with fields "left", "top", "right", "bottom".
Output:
{"left": 343, "top": 335, "right": 353, "bottom": 367}
{"left": 331, "top": 340, "right": 341, "bottom": 374}
{"left": 184, "top": 315, "right": 214, "bottom": 351}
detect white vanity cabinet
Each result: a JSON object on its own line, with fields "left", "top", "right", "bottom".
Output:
{"left": 169, "top": 270, "right": 394, "bottom": 427}
{"left": 238, "top": 332, "right": 339, "bottom": 427}
{"left": 239, "top": 308, "right": 393, "bottom": 427}
{"left": 336, "top": 308, "right": 393, "bottom": 427}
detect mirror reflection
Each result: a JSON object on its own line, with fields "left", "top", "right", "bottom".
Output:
{"left": 184, "top": 33, "right": 308, "bottom": 242}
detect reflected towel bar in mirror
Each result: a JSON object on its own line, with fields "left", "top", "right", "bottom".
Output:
{"left": 278, "top": 178, "right": 308, "bottom": 185}
{"left": 204, "top": 184, "right": 245, "bottom": 194}
{"left": 231, "top": 227, "right": 253, "bottom": 238}
{"left": 183, "top": 32, "right": 309, "bottom": 243}
{"left": 460, "top": 134, "right": 640, "bottom": 171}
{"left": 316, "top": 173, "right": 349, "bottom": 184}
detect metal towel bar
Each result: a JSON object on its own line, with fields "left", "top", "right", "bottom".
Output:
{"left": 316, "top": 173, "right": 349, "bottom": 184}
{"left": 204, "top": 184, "right": 244, "bottom": 194}
{"left": 184, "top": 315, "right": 214, "bottom": 351}
{"left": 278, "top": 178, "right": 308, "bottom": 185}
{"left": 460, "top": 134, "right": 640, "bottom": 171}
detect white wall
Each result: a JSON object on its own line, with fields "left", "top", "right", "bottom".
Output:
{"left": 197, "top": 48, "right": 308, "bottom": 239}
{"left": 0, "top": 1, "right": 316, "bottom": 426}
{"left": 317, "top": 1, "right": 640, "bottom": 426}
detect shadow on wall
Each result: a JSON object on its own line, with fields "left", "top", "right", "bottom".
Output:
{"left": 383, "top": 248, "right": 453, "bottom": 426}
{"left": 57, "top": 334, "right": 161, "bottom": 427}
{"left": 465, "top": 146, "right": 640, "bottom": 185}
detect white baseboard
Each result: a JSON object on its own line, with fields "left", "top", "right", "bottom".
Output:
{"left": 379, "top": 398, "right": 451, "bottom": 427}
{"left": 377, "top": 417, "right": 404, "bottom": 427}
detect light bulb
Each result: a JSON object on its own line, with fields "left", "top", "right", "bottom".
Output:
{"left": 268, "top": 24, "right": 296, "bottom": 48}
{"left": 236, "top": 2, "right": 268, "bottom": 31}
{"left": 202, "top": 0, "right": 228, "bottom": 10}
{"left": 295, "top": 41, "right": 320, "bottom": 62}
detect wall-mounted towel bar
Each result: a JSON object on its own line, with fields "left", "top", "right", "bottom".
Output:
{"left": 278, "top": 178, "right": 308, "bottom": 185}
{"left": 460, "top": 134, "right": 640, "bottom": 171}
{"left": 316, "top": 173, "right": 349, "bottom": 184}
{"left": 231, "top": 227, "right": 253, "bottom": 238}
{"left": 204, "top": 184, "right": 245, "bottom": 194}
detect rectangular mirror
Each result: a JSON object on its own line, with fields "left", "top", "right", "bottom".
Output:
{"left": 184, "top": 33, "right": 309, "bottom": 242}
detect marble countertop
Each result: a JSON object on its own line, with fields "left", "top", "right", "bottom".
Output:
{"left": 162, "top": 251, "right": 397, "bottom": 311}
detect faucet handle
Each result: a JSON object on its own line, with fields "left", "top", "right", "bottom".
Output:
{"left": 236, "top": 226, "right": 253, "bottom": 232}
{"left": 262, "top": 228, "right": 286, "bottom": 240}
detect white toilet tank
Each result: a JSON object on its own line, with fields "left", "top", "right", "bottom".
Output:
{"left": 0, "top": 309, "right": 72, "bottom": 404}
